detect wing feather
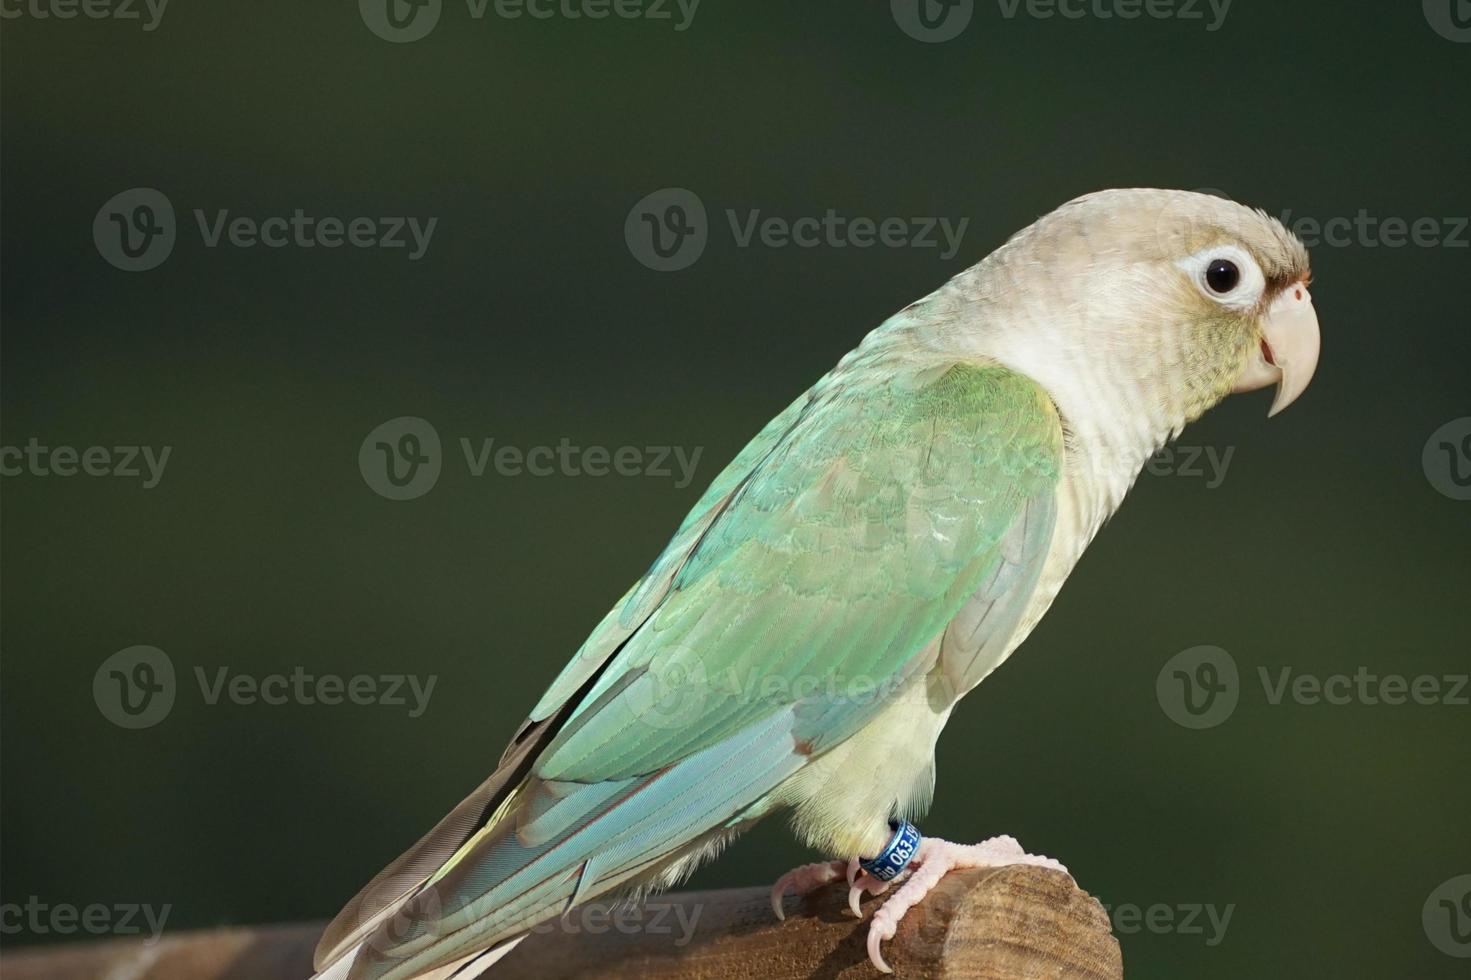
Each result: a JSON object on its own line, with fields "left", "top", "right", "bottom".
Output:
{"left": 318, "top": 350, "right": 1063, "bottom": 980}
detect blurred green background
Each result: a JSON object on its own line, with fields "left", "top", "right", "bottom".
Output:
{"left": 2, "top": 2, "right": 1469, "bottom": 977}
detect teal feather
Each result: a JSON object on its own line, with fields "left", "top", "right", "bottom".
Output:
{"left": 326, "top": 341, "right": 1063, "bottom": 980}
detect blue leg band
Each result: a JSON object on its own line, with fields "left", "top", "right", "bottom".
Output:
{"left": 859, "top": 820, "right": 922, "bottom": 882}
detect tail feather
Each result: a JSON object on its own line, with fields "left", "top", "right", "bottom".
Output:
{"left": 314, "top": 728, "right": 551, "bottom": 970}
{"left": 343, "top": 707, "right": 805, "bottom": 980}
{"left": 311, "top": 936, "right": 525, "bottom": 980}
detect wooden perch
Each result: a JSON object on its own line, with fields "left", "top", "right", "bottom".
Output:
{"left": 0, "top": 865, "right": 1121, "bottom": 979}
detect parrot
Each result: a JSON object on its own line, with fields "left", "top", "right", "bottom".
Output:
{"left": 311, "top": 188, "right": 1320, "bottom": 978}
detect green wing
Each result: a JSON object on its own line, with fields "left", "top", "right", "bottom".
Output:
{"left": 323, "top": 355, "right": 1064, "bottom": 980}
{"left": 522, "top": 389, "right": 812, "bottom": 727}
{"left": 535, "top": 359, "right": 1063, "bottom": 782}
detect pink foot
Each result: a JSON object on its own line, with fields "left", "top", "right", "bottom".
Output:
{"left": 864, "top": 835, "right": 1069, "bottom": 974}
{"left": 769, "top": 857, "right": 890, "bottom": 921}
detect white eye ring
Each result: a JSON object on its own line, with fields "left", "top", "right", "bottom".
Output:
{"left": 1177, "top": 244, "right": 1265, "bottom": 311}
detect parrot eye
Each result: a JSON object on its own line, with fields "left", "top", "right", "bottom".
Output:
{"left": 1178, "top": 244, "right": 1265, "bottom": 311}
{"left": 1205, "top": 259, "right": 1240, "bottom": 294}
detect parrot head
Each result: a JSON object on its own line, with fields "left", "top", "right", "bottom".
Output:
{"left": 956, "top": 188, "right": 1320, "bottom": 437}
{"left": 1143, "top": 188, "right": 1320, "bottom": 418}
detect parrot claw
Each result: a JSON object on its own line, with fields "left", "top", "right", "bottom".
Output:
{"left": 770, "top": 857, "right": 893, "bottom": 923}
{"left": 847, "top": 857, "right": 889, "bottom": 918}
{"left": 768, "top": 859, "right": 848, "bottom": 921}
{"left": 863, "top": 835, "right": 1070, "bottom": 974}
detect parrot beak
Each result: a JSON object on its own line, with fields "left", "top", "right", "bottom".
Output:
{"left": 1233, "top": 281, "right": 1320, "bottom": 416}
